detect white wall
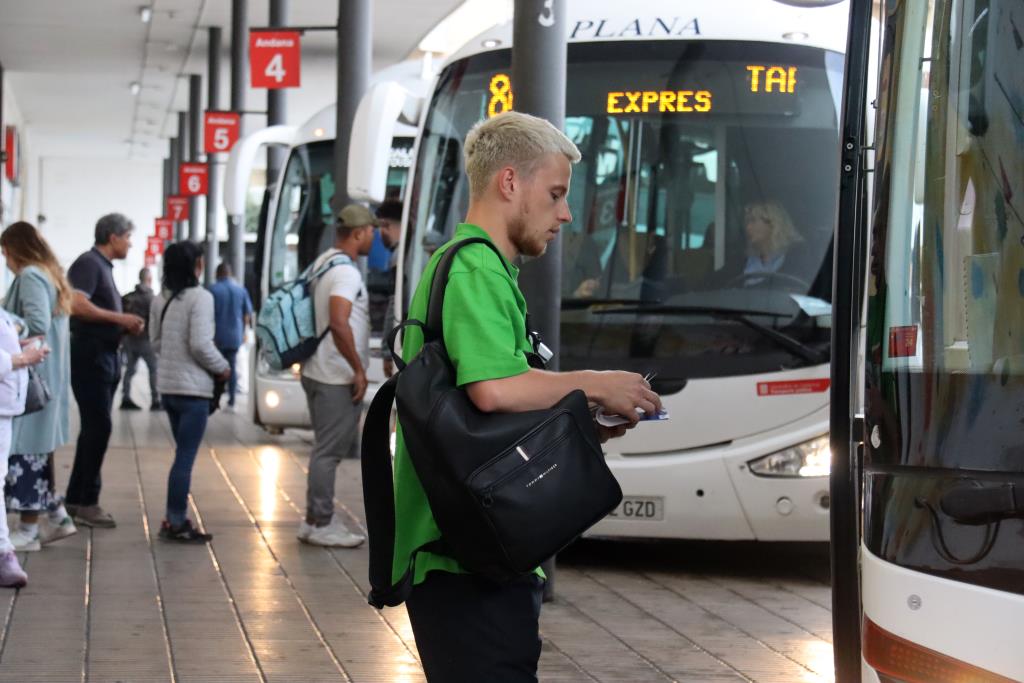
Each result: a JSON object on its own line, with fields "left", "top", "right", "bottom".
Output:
{"left": 38, "top": 157, "right": 161, "bottom": 293}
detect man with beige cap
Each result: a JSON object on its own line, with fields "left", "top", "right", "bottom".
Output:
{"left": 297, "top": 204, "right": 377, "bottom": 547}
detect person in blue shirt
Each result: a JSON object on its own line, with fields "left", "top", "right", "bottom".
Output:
{"left": 207, "top": 262, "right": 253, "bottom": 407}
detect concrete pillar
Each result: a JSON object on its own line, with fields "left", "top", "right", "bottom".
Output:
{"left": 266, "top": 0, "right": 288, "bottom": 186}
{"left": 188, "top": 74, "right": 204, "bottom": 244}
{"left": 175, "top": 112, "right": 189, "bottom": 241}
{"left": 331, "top": 0, "right": 371, "bottom": 226}
{"left": 205, "top": 26, "right": 222, "bottom": 284}
{"left": 228, "top": 0, "right": 248, "bottom": 283}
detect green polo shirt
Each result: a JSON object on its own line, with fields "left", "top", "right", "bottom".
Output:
{"left": 392, "top": 223, "right": 537, "bottom": 585}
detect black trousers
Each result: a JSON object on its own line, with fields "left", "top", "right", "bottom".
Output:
{"left": 66, "top": 337, "right": 120, "bottom": 507}
{"left": 406, "top": 571, "right": 544, "bottom": 683}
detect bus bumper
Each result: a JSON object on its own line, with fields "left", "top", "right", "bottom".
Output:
{"left": 586, "top": 414, "right": 830, "bottom": 542}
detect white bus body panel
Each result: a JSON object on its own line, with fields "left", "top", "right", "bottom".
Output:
{"left": 589, "top": 367, "right": 830, "bottom": 541}
{"left": 862, "top": 546, "right": 1024, "bottom": 681}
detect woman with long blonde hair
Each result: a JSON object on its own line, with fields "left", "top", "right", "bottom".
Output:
{"left": 743, "top": 200, "right": 803, "bottom": 273}
{"left": 0, "top": 221, "right": 76, "bottom": 549}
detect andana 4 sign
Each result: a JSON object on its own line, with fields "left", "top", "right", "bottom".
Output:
{"left": 249, "top": 31, "right": 300, "bottom": 89}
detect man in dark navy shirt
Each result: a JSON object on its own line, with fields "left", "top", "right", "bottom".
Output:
{"left": 208, "top": 261, "right": 252, "bottom": 407}
{"left": 64, "top": 213, "right": 145, "bottom": 529}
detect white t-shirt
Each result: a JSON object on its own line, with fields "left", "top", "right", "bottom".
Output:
{"left": 301, "top": 249, "right": 370, "bottom": 385}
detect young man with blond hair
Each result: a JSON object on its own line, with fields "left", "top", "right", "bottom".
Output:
{"left": 394, "top": 111, "right": 662, "bottom": 681}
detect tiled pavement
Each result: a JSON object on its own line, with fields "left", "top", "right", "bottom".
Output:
{"left": 0, "top": 392, "right": 834, "bottom": 682}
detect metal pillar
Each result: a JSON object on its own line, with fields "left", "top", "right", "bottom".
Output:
{"left": 188, "top": 73, "right": 203, "bottom": 243}
{"left": 331, "top": 0, "right": 371, "bottom": 224}
{"left": 512, "top": 0, "right": 568, "bottom": 602}
{"left": 266, "top": 0, "right": 288, "bottom": 186}
{"left": 174, "top": 112, "right": 188, "bottom": 241}
{"left": 228, "top": 0, "right": 248, "bottom": 283}
{"left": 205, "top": 26, "right": 222, "bottom": 284}
{"left": 161, "top": 157, "right": 170, "bottom": 213}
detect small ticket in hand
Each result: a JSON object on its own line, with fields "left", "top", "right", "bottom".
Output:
{"left": 594, "top": 407, "right": 670, "bottom": 428}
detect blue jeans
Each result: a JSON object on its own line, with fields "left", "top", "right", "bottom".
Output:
{"left": 218, "top": 348, "right": 238, "bottom": 405}
{"left": 162, "top": 395, "right": 209, "bottom": 526}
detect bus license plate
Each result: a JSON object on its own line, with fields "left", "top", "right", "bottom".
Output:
{"left": 608, "top": 496, "right": 664, "bottom": 521}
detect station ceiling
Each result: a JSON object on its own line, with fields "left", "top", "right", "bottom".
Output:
{"left": 0, "top": 0, "right": 466, "bottom": 161}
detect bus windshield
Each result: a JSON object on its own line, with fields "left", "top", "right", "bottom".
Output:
{"left": 406, "top": 41, "right": 844, "bottom": 381}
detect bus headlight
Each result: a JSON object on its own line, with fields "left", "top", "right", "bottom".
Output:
{"left": 748, "top": 435, "right": 830, "bottom": 477}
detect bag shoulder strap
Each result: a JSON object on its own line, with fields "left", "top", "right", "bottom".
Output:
{"left": 159, "top": 290, "right": 183, "bottom": 327}
{"left": 360, "top": 373, "right": 445, "bottom": 608}
{"left": 423, "top": 237, "right": 517, "bottom": 341}
{"left": 305, "top": 252, "right": 353, "bottom": 286}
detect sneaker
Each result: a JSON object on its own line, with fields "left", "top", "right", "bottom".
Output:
{"left": 72, "top": 505, "right": 116, "bottom": 529}
{"left": 297, "top": 520, "right": 314, "bottom": 542}
{"left": 120, "top": 398, "right": 142, "bottom": 410}
{"left": 302, "top": 517, "right": 365, "bottom": 548}
{"left": 151, "top": 399, "right": 163, "bottom": 411}
{"left": 0, "top": 552, "right": 27, "bottom": 588}
{"left": 9, "top": 528, "right": 41, "bottom": 552}
{"left": 41, "top": 516, "right": 77, "bottom": 545}
{"left": 158, "top": 519, "right": 212, "bottom": 543}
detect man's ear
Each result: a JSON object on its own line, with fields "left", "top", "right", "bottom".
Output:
{"left": 496, "top": 166, "right": 517, "bottom": 201}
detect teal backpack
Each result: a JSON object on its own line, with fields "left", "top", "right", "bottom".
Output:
{"left": 255, "top": 253, "right": 352, "bottom": 371}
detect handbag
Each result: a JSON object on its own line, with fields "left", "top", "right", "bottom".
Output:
{"left": 360, "top": 237, "right": 622, "bottom": 608}
{"left": 22, "top": 365, "right": 51, "bottom": 415}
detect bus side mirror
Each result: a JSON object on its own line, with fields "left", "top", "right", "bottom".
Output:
{"left": 223, "top": 124, "right": 298, "bottom": 217}
{"left": 349, "top": 81, "right": 421, "bottom": 204}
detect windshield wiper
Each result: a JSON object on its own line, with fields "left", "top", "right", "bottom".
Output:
{"left": 592, "top": 304, "right": 828, "bottom": 365}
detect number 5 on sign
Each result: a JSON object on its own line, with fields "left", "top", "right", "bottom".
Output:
{"left": 179, "top": 163, "right": 208, "bottom": 196}
{"left": 204, "top": 112, "right": 240, "bottom": 154}
{"left": 249, "top": 31, "right": 301, "bottom": 89}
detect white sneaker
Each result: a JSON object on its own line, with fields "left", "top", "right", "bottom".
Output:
{"left": 41, "top": 516, "right": 77, "bottom": 545}
{"left": 296, "top": 520, "right": 314, "bottom": 542}
{"left": 302, "top": 517, "right": 365, "bottom": 548}
{"left": 9, "top": 528, "right": 41, "bottom": 552}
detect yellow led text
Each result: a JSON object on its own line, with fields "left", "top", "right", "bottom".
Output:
{"left": 487, "top": 73, "right": 514, "bottom": 118}
{"left": 746, "top": 65, "right": 798, "bottom": 93}
{"left": 606, "top": 90, "right": 712, "bottom": 114}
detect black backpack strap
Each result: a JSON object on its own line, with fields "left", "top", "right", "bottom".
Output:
{"left": 360, "top": 372, "right": 446, "bottom": 608}
{"left": 385, "top": 319, "right": 425, "bottom": 373}
{"left": 424, "top": 237, "right": 515, "bottom": 341}
{"left": 159, "top": 290, "right": 183, "bottom": 327}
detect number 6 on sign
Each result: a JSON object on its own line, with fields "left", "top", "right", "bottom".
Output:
{"left": 179, "top": 163, "right": 208, "bottom": 196}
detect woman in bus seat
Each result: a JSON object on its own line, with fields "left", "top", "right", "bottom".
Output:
{"left": 741, "top": 200, "right": 804, "bottom": 277}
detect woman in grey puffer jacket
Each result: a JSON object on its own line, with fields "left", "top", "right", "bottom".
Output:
{"left": 149, "top": 241, "right": 229, "bottom": 543}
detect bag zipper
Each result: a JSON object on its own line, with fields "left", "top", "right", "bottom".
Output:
{"left": 479, "top": 430, "right": 572, "bottom": 508}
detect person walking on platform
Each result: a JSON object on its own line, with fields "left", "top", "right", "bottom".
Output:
{"left": 120, "top": 267, "right": 161, "bottom": 411}
{"left": 1, "top": 222, "right": 76, "bottom": 550}
{"left": 0, "top": 309, "right": 49, "bottom": 588}
{"left": 393, "top": 112, "right": 658, "bottom": 682}
{"left": 207, "top": 262, "right": 252, "bottom": 408}
{"left": 297, "top": 204, "right": 376, "bottom": 548}
{"left": 64, "top": 213, "right": 145, "bottom": 529}
{"left": 150, "top": 241, "right": 229, "bottom": 543}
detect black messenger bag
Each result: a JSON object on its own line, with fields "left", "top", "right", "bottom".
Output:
{"left": 360, "top": 237, "right": 622, "bottom": 608}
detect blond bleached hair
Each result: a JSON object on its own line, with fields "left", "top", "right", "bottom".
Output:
{"left": 464, "top": 111, "right": 581, "bottom": 199}
{"left": 745, "top": 200, "right": 803, "bottom": 256}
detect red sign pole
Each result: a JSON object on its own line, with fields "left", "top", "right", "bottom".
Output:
{"left": 249, "top": 30, "right": 301, "bottom": 89}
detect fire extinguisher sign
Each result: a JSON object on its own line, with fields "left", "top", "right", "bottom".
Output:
{"left": 249, "top": 31, "right": 301, "bottom": 89}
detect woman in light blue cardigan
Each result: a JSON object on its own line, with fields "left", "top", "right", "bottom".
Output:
{"left": 1, "top": 222, "right": 74, "bottom": 550}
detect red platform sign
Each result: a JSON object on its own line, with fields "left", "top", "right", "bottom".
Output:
{"left": 888, "top": 325, "right": 919, "bottom": 358}
{"left": 179, "top": 163, "right": 208, "bottom": 196}
{"left": 144, "top": 253, "right": 157, "bottom": 267}
{"left": 4, "top": 126, "right": 18, "bottom": 184}
{"left": 204, "top": 111, "right": 241, "bottom": 154}
{"left": 154, "top": 218, "right": 173, "bottom": 241}
{"left": 146, "top": 236, "right": 165, "bottom": 257}
{"left": 249, "top": 31, "right": 301, "bottom": 89}
{"left": 167, "top": 196, "right": 189, "bottom": 221}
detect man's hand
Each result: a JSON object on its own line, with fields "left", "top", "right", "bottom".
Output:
{"left": 351, "top": 370, "right": 368, "bottom": 404}
{"left": 383, "top": 358, "right": 395, "bottom": 378}
{"left": 591, "top": 371, "right": 662, "bottom": 425}
{"left": 120, "top": 313, "right": 145, "bottom": 335}
{"left": 216, "top": 368, "right": 231, "bottom": 382}
{"left": 596, "top": 422, "right": 631, "bottom": 443}
{"left": 19, "top": 336, "right": 43, "bottom": 349}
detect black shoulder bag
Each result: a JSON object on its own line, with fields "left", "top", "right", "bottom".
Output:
{"left": 360, "top": 237, "right": 622, "bottom": 608}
